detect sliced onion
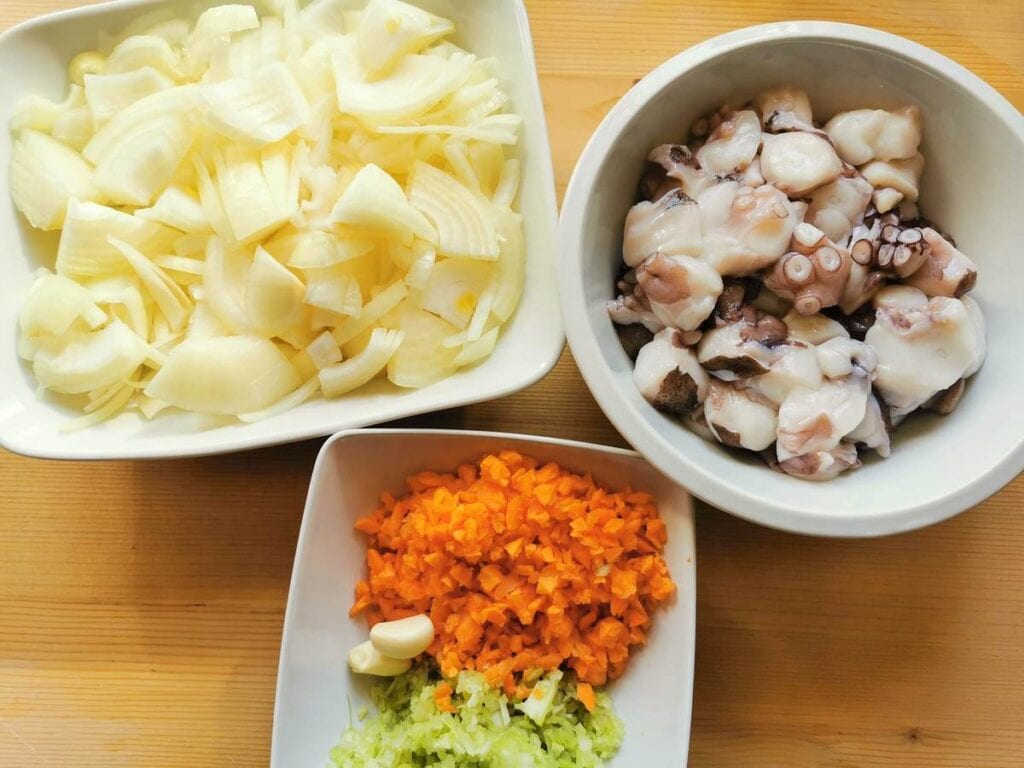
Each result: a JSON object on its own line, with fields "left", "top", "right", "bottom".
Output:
{"left": 145, "top": 335, "right": 301, "bottom": 415}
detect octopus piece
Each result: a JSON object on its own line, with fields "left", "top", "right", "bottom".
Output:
{"left": 740, "top": 156, "right": 765, "bottom": 187}
{"left": 873, "top": 283, "right": 928, "bottom": 310}
{"left": 763, "top": 110, "right": 829, "bottom": 138}
{"left": 923, "top": 378, "right": 967, "bottom": 416}
{"left": 760, "top": 132, "right": 843, "bottom": 197}
{"left": 960, "top": 296, "right": 986, "bottom": 377}
{"left": 614, "top": 323, "right": 655, "bottom": 361}
{"left": 763, "top": 223, "right": 852, "bottom": 315}
{"left": 635, "top": 252, "right": 724, "bottom": 331}
{"left": 689, "top": 104, "right": 735, "bottom": 142}
{"left": 638, "top": 162, "right": 680, "bottom": 202}
{"left": 696, "top": 311, "right": 787, "bottom": 380}
{"left": 749, "top": 284, "right": 792, "bottom": 317}
{"left": 782, "top": 308, "right": 850, "bottom": 345}
{"left": 897, "top": 199, "right": 920, "bottom": 222}
{"left": 646, "top": 143, "right": 715, "bottom": 198}
{"left": 699, "top": 181, "right": 806, "bottom": 275}
{"left": 815, "top": 337, "right": 877, "bottom": 380}
{"left": 837, "top": 262, "right": 886, "bottom": 317}
{"left": 685, "top": 406, "right": 717, "bottom": 442}
{"left": 607, "top": 272, "right": 664, "bottom": 333}
{"left": 824, "top": 106, "right": 922, "bottom": 165}
{"left": 630, "top": 329, "right": 712, "bottom": 417}
{"left": 872, "top": 187, "right": 904, "bottom": 215}
{"left": 776, "top": 373, "right": 871, "bottom": 456}
{"left": 633, "top": 328, "right": 710, "bottom": 416}
{"left": 806, "top": 172, "right": 874, "bottom": 245}
{"left": 904, "top": 227, "right": 978, "bottom": 298}
{"left": 745, "top": 341, "right": 824, "bottom": 405}
{"left": 858, "top": 153, "right": 925, "bottom": 204}
{"left": 754, "top": 85, "right": 813, "bottom": 127}
{"left": 865, "top": 286, "right": 984, "bottom": 413}
{"left": 848, "top": 393, "right": 892, "bottom": 457}
{"left": 704, "top": 379, "right": 779, "bottom": 451}
{"left": 622, "top": 189, "right": 702, "bottom": 268}
{"left": 712, "top": 285, "right": 789, "bottom": 338}
{"left": 695, "top": 109, "right": 763, "bottom": 174}
{"left": 711, "top": 279, "right": 758, "bottom": 324}
{"left": 777, "top": 441, "right": 862, "bottom": 481}
{"left": 849, "top": 211, "right": 930, "bottom": 279}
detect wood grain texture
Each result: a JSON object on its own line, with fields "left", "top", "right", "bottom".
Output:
{"left": 1, "top": 1, "right": 1023, "bottom": 766}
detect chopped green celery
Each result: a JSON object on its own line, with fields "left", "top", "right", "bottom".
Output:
{"left": 330, "top": 664, "right": 624, "bottom": 767}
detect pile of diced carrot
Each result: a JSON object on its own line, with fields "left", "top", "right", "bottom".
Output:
{"left": 351, "top": 450, "right": 676, "bottom": 693}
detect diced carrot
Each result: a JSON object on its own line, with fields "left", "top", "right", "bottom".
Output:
{"left": 350, "top": 452, "right": 676, "bottom": 688}
{"left": 577, "top": 682, "right": 596, "bottom": 713}
{"left": 434, "top": 682, "right": 457, "bottom": 713}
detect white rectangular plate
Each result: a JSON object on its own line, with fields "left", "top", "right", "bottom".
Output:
{"left": 0, "top": 0, "right": 562, "bottom": 459}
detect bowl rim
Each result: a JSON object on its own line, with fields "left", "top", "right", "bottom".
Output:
{"left": 0, "top": 0, "right": 564, "bottom": 461}
{"left": 271, "top": 427, "right": 697, "bottom": 766}
{"left": 557, "top": 20, "right": 1024, "bottom": 537}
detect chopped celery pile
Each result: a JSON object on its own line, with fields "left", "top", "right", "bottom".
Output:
{"left": 330, "top": 665, "right": 624, "bottom": 767}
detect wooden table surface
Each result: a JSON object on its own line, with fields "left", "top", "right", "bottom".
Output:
{"left": 2, "top": 1, "right": 1023, "bottom": 766}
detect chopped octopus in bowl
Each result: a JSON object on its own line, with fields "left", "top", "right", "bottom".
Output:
{"left": 609, "top": 86, "right": 985, "bottom": 481}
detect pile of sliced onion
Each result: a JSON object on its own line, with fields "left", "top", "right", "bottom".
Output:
{"left": 10, "top": 0, "right": 524, "bottom": 427}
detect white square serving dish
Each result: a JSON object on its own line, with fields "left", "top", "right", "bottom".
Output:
{"left": 272, "top": 429, "right": 696, "bottom": 767}
{"left": 0, "top": 0, "right": 562, "bottom": 460}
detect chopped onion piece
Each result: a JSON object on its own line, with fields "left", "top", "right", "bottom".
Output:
{"left": 32, "top": 319, "right": 149, "bottom": 394}
{"left": 387, "top": 303, "right": 459, "bottom": 388}
{"left": 145, "top": 335, "right": 301, "bottom": 415}
{"left": 105, "top": 35, "right": 182, "bottom": 78}
{"left": 61, "top": 382, "right": 136, "bottom": 432}
{"left": 245, "top": 246, "right": 307, "bottom": 337}
{"left": 84, "top": 67, "right": 174, "bottom": 128}
{"left": 238, "top": 375, "right": 320, "bottom": 422}
{"left": 356, "top": 0, "right": 454, "bottom": 77}
{"left": 109, "top": 237, "right": 193, "bottom": 331}
{"left": 319, "top": 327, "right": 403, "bottom": 396}
{"left": 87, "top": 276, "right": 149, "bottom": 337}
{"left": 83, "top": 87, "right": 197, "bottom": 206}
{"left": 20, "top": 270, "right": 107, "bottom": 337}
{"left": 287, "top": 230, "right": 375, "bottom": 269}
{"left": 137, "top": 186, "right": 210, "bottom": 233}
{"left": 491, "top": 208, "right": 525, "bottom": 322}
{"left": 332, "top": 279, "right": 407, "bottom": 344}
{"left": 305, "top": 330, "right": 343, "bottom": 368}
{"left": 200, "top": 62, "right": 311, "bottom": 144}
{"left": 203, "top": 236, "right": 251, "bottom": 333}
{"left": 404, "top": 241, "right": 436, "bottom": 290}
{"left": 331, "top": 163, "right": 436, "bottom": 243}
{"left": 305, "top": 271, "right": 362, "bottom": 316}
{"left": 333, "top": 42, "right": 471, "bottom": 123}
{"left": 454, "top": 325, "right": 499, "bottom": 367}
{"left": 492, "top": 158, "right": 520, "bottom": 208}
{"left": 56, "top": 200, "right": 176, "bottom": 278}
{"left": 409, "top": 161, "right": 499, "bottom": 259}
{"left": 419, "top": 258, "right": 491, "bottom": 329}
{"left": 9, "top": 130, "right": 100, "bottom": 230}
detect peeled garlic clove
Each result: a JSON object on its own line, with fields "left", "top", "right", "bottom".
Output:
{"left": 369, "top": 614, "right": 435, "bottom": 660}
{"left": 347, "top": 640, "right": 412, "bottom": 677}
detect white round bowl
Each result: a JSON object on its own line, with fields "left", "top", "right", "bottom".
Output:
{"left": 558, "top": 21, "right": 1024, "bottom": 537}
